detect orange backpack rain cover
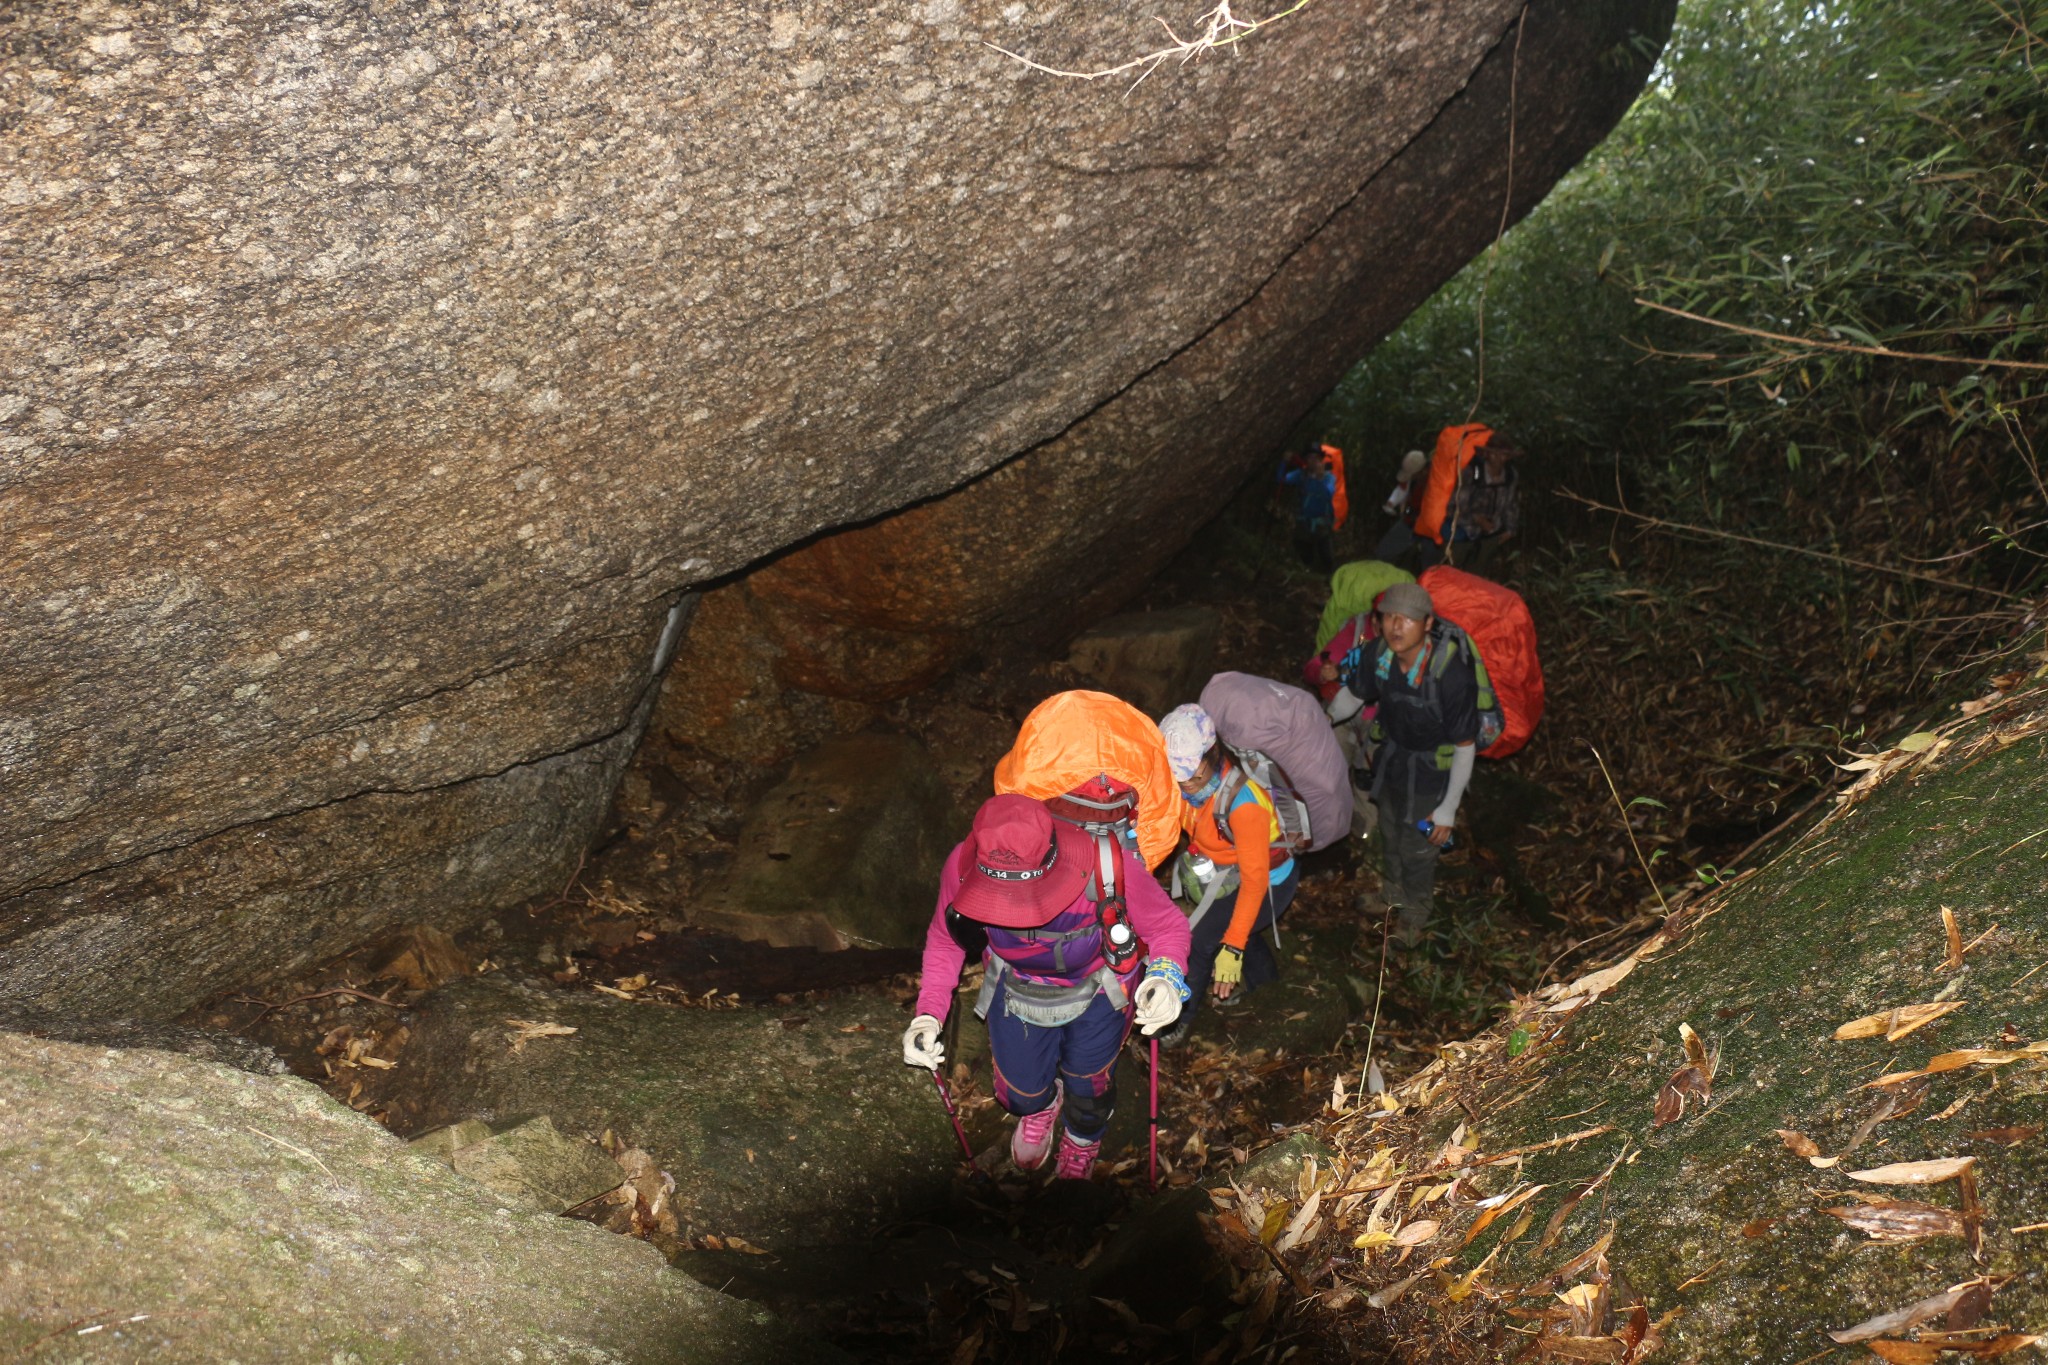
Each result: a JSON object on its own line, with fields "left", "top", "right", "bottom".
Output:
{"left": 1411, "top": 424, "right": 1492, "bottom": 544}
{"left": 993, "top": 689, "right": 1180, "bottom": 870}
{"left": 1418, "top": 566, "right": 1545, "bottom": 759}
{"left": 1321, "top": 444, "right": 1350, "bottom": 531}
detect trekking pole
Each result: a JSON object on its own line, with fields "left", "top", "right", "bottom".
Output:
{"left": 1147, "top": 1035, "right": 1161, "bottom": 1192}
{"left": 930, "top": 1067, "right": 975, "bottom": 1163}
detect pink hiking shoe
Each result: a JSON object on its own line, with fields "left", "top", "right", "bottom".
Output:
{"left": 1010, "top": 1084, "right": 1062, "bottom": 1171}
{"left": 1054, "top": 1128, "right": 1101, "bottom": 1181}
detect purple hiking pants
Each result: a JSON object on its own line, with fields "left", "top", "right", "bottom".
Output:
{"left": 986, "top": 981, "right": 1134, "bottom": 1142}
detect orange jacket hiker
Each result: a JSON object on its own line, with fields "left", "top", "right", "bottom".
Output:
{"left": 1180, "top": 762, "right": 1291, "bottom": 955}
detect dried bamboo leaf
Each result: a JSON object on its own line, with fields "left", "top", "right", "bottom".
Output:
{"left": 1865, "top": 1341, "right": 1941, "bottom": 1364}
{"left": 1829, "top": 1286, "right": 1969, "bottom": 1343}
{"left": 1845, "top": 1157, "right": 1976, "bottom": 1185}
{"left": 1833, "top": 1000, "right": 1966, "bottom": 1042}
{"left": 1821, "top": 1198, "right": 1965, "bottom": 1242}
{"left": 1366, "top": 1272, "right": 1422, "bottom": 1309}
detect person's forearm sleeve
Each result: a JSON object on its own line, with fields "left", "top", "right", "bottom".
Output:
{"left": 1434, "top": 744, "right": 1476, "bottom": 824}
{"left": 1222, "top": 804, "right": 1271, "bottom": 951}
{"left": 1122, "top": 849, "right": 1191, "bottom": 972}
{"left": 913, "top": 848, "right": 970, "bottom": 1020}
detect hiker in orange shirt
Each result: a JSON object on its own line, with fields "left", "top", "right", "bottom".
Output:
{"left": 1154, "top": 704, "right": 1300, "bottom": 1046}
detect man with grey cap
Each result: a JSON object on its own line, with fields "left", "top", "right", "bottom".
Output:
{"left": 1326, "top": 580, "right": 1479, "bottom": 949}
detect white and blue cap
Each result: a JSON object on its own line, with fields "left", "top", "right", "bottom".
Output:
{"left": 1158, "top": 703, "right": 1217, "bottom": 782}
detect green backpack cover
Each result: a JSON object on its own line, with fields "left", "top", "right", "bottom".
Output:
{"left": 1314, "top": 560, "right": 1416, "bottom": 651}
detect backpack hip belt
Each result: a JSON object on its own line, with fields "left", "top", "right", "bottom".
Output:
{"left": 974, "top": 954, "right": 1132, "bottom": 1029}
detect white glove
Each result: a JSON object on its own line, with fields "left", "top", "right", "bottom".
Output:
{"left": 1132, "top": 977, "right": 1183, "bottom": 1037}
{"left": 901, "top": 1014, "right": 944, "bottom": 1071}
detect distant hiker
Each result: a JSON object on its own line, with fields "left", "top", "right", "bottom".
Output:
{"left": 901, "top": 795, "right": 1191, "bottom": 1181}
{"left": 1329, "top": 581, "right": 1478, "bottom": 949}
{"left": 1371, "top": 450, "right": 1429, "bottom": 563}
{"left": 1155, "top": 703, "right": 1300, "bottom": 1041}
{"left": 1278, "top": 440, "right": 1348, "bottom": 574}
{"left": 1399, "top": 424, "right": 1498, "bottom": 571}
{"left": 1445, "top": 438, "right": 1523, "bottom": 572}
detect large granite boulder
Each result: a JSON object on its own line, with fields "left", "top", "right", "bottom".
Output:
{"left": 1065, "top": 607, "right": 1222, "bottom": 718}
{"left": 1, "top": 0, "right": 1672, "bottom": 1017}
{"left": 649, "top": 0, "right": 1676, "bottom": 709}
{"left": 0, "top": 1030, "right": 836, "bottom": 1363}
{"left": 370, "top": 974, "right": 957, "bottom": 1250}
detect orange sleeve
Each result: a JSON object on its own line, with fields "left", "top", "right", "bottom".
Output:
{"left": 1222, "top": 800, "right": 1271, "bottom": 952}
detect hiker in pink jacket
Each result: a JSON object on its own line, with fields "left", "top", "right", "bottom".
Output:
{"left": 900, "top": 795, "right": 1191, "bottom": 1181}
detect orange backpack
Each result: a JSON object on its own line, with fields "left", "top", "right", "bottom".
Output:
{"left": 1410, "top": 424, "right": 1492, "bottom": 545}
{"left": 992, "top": 690, "right": 1180, "bottom": 870}
{"left": 1321, "top": 444, "right": 1350, "bottom": 531}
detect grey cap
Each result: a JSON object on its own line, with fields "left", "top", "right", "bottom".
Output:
{"left": 1378, "top": 581, "right": 1433, "bottom": 622}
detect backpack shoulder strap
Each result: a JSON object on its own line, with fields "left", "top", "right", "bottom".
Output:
{"left": 1211, "top": 764, "right": 1247, "bottom": 844}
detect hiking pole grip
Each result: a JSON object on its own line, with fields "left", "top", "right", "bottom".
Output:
{"left": 1148, "top": 1035, "right": 1160, "bottom": 1192}
{"left": 930, "top": 1068, "right": 975, "bottom": 1162}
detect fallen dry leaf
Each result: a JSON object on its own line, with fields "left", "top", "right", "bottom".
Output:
{"left": 1867, "top": 1042, "right": 2048, "bottom": 1088}
{"left": 1942, "top": 907, "right": 1966, "bottom": 970}
{"left": 1865, "top": 1341, "right": 1940, "bottom": 1364}
{"left": 1965, "top": 1125, "right": 2040, "bottom": 1146}
{"left": 1776, "top": 1129, "right": 1824, "bottom": 1158}
{"left": 1535, "top": 1147, "right": 1628, "bottom": 1256}
{"left": 1829, "top": 1286, "right": 1971, "bottom": 1343}
{"left": 504, "top": 1019, "right": 578, "bottom": 1054}
{"left": 1463, "top": 1184, "right": 1546, "bottom": 1247}
{"left": 1834, "top": 1000, "right": 1967, "bottom": 1042}
{"left": 1543, "top": 1337, "right": 1624, "bottom": 1362}
{"left": 1394, "top": 1219, "right": 1441, "bottom": 1247}
{"left": 1845, "top": 1157, "right": 1976, "bottom": 1185}
{"left": 1367, "top": 1272, "right": 1423, "bottom": 1309}
{"left": 1959, "top": 1164, "right": 1984, "bottom": 1258}
{"left": 1822, "top": 1198, "right": 1965, "bottom": 1242}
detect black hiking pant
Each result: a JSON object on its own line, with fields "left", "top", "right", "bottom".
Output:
{"left": 1369, "top": 744, "right": 1450, "bottom": 944}
{"left": 1375, "top": 814, "right": 1442, "bottom": 944}
{"left": 1183, "top": 868, "right": 1298, "bottom": 1024}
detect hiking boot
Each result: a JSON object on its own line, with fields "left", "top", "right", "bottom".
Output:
{"left": 1154, "top": 1012, "right": 1196, "bottom": 1050}
{"left": 1010, "top": 1084, "right": 1062, "bottom": 1171}
{"left": 1390, "top": 905, "right": 1430, "bottom": 951}
{"left": 1053, "top": 1129, "right": 1101, "bottom": 1181}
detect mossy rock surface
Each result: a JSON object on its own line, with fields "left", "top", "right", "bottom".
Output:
{"left": 1455, "top": 720, "right": 2048, "bottom": 1361}
{"left": 382, "top": 974, "right": 954, "bottom": 1249}
{"left": 0, "top": 1031, "right": 838, "bottom": 1363}
{"left": 696, "top": 732, "right": 965, "bottom": 951}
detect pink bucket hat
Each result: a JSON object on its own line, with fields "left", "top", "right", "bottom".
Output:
{"left": 951, "top": 794, "right": 1093, "bottom": 929}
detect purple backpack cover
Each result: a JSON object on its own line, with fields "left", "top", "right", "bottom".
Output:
{"left": 1198, "top": 671, "right": 1351, "bottom": 852}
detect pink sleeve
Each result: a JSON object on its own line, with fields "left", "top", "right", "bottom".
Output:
{"left": 913, "top": 842, "right": 973, "bottom": 1021}
{"left": 1120, "top": 846, "right": 1190, "bottom": 973}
